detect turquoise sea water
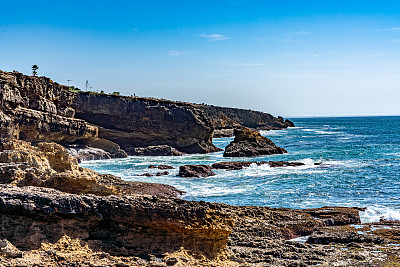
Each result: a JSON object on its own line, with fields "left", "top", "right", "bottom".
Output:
{"left": 81, "top": 116, "right": 400, "bottom": 223}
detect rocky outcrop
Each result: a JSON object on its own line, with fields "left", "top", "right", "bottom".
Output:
{"left": 178, "top": 165, "right": 216, "bottom": 178}
{"left": 72, "top": 93, "right": 221, "bottom": 154}
{"left": 223, "top": 128, "right": 287, "bottom": 157}
{"left": 0, "top": 185, "right": 232, "bottom": 258}
{"left": 0, "top": 139, "right": 182, "bottom": 197}
{"left": 148, "top": 164, "right": 174, "bottom": 169}
{"left": 132, "top": 145, "right": 184, "bottom": 156}
{"left": 0, "top": 71, "right": 99, "bottom": 145}
{"left": 1, "top": 185, "right": 395, "bottom": 266}
{"left": 212, "top": 161, "right": 305, "bottom": 170}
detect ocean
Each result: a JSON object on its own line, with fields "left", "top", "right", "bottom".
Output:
{"left": 81, "top": 116, "right": 400, "bottom": 223}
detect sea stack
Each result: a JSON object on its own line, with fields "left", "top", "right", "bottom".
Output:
{"left": 223, "top": 128, "right": 287, "bottom": 157}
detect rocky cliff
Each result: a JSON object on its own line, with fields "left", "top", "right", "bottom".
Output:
{"left": 72, "top": 93, "right": 220, "bottom": 154}
{"left": 0, "top": 70, "right": 222, "bottom": 156}
{"left": 195, "top": 104, "right": 294, "bottom": 137}
{"left": 1, "top": 70, "right": 292, "bottom": 156}
{"left": 0, "top": 70, "right": 97, "bottom": 144}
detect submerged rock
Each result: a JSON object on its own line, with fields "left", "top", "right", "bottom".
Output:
{"left": 223, "top": 128, "right": 287, "bottom": 157}
{"left": 132, "top": 145, "right": 185, "bottom": 156}
{"left": 178, "top": 165, "right": 215, "bottom": 178}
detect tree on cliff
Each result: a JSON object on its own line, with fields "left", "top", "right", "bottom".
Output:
{"left": 32, "top": 65, "right": 39, "bottom": 76}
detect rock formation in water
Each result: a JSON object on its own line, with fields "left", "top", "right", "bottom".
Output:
{"left": 132, "top": 145, "right": 185, "bottom": 156}
{"left": 178, "top": 164, "right": 216, "bottom": 178}
{"left": 223, "top": 128, "right": 287, "bottom": 157}
{"left": 212, "top": 160, "right": 305, "bottom": 170}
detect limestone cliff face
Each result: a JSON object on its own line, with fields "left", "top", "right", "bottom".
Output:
{"left": 73, "top": 93, "right": 221, "bottom": 154}
{"left": 0, "top": 185, "right": 232, "bottom": 258}
{"left": 0, "top": 139, "right": 182, "bottom": 197}
{"left": 0, "top": 70, "right": 97, "bottom": 143}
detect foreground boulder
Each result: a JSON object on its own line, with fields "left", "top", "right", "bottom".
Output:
{"left": 223, "top": 128, "right": 287, "bottom": 157}
{"left": 178, "top": 165, "right": 215, "bottom": 178}
{"left": 0, "top": 139, "right": 182, "bottom": 197}
{"left": 0, "top": 185, "right": 232, "bottom": 258}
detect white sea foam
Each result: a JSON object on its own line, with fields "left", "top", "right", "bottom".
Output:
{"left": 184, "top": 186, "right": 248, "bottom": 197}
{"left": 360, "top": 206, "right": 400, "bottom": 223}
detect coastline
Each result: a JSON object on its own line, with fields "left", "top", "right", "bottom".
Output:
{"left": 1, "top": 70, "right": 399, "bottom": 266}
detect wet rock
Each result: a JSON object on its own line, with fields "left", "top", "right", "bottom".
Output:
{"left": 268, "top": 161, "right": 305, "bottom": 168}
{"left": 67, "top": 145, "right": 127, "bottom": 161}
{"left": 148, "top": 164, "right": 174, "bottom": 169}
{"left": 212, "top": 161, "right": 305, "bottom": 170}
{"left": 139, "top": 173, "right": 153, "bottom": 177}
{"left": 156, "top": 171, "right": 169, "bottom": 176}
{"left": 307, "top": 226, "right": 386, "bottom": 245}
{"left": 212, "top": 161, "right": 253, "bottom": 170}
{"left": 158, "top": 164, "right": 174, "bottom": 169}
{"left": 178, "top": 165, "right": 215, "bottom": 178}
{"left": 301, "top": 206, "right": 361, "bottom": 226}
{"left": 67, "top": 146, "right": 113, "bottom": 161}
{"left": 132, "top": 145, "right": 185, "bottom": 156}
{"left": 223, "top": 128, "right": 287, "bottom": 157}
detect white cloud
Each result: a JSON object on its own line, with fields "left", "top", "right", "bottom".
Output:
{"left": 168, "top": 50, "right": 181, "bottom": 56}
{"left": 373, "top": 27, "right": 400, "bottom": 32}
{"left": 200, "top": 34, "right": 232, "bottom": 41}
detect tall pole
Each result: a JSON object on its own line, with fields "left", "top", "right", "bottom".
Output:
{"left": 85, "top": 80, "right": 89, "bottom": 91}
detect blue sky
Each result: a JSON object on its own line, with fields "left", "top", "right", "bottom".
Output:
{"left": 1, "top": 0, "right": 400, "bottom": 117}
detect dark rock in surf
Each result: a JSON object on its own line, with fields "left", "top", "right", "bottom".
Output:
{"left": 158, "top": 165, "right": 174, "bottom": 169}
{"left": 211, "top": 161, "right": 305, "bottom": 170}
{"left": 139, "top": 173, "right": 153, "bottom": 177}
{"left": 300, "top": 206, "right": 361, "bottom": 226}
{"left": 178, "top": 165, "right": 215, "bottom": 178}
{"left": 223, "top": 128, "right": 287, "bottom": 157}
{"left": 132, "top": 145, "right": 185, "bottom": 156}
